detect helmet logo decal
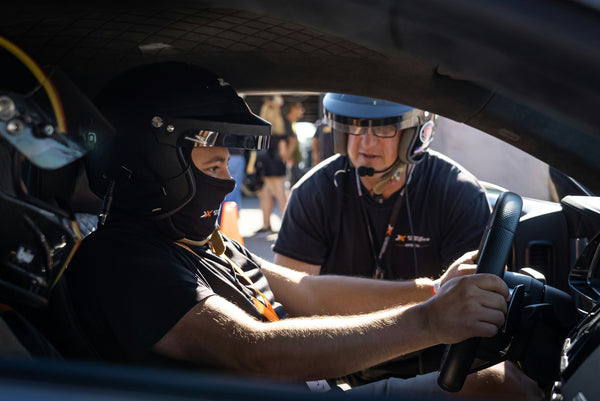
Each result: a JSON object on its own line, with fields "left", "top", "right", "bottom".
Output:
{"left": 200, "top": 209, "right": 219, "bottom": 218}
{"left": 217, "top": 78, "right": 230, "bottom": 87}
{"left": 187, "top": 134, "right": 208, "bottom": 146}
{"left": 419, "top": 121, "right": 434, "bottom": 144}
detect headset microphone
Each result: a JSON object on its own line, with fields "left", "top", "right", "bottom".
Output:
{"left": 357, "top": 159, "right": 399, "bottom": 177}
{"left": 357, "top": 166, "right": 375, "bottom": 176}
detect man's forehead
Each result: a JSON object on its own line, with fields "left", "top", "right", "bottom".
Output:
{"left": 191, "top": 146, "right": 229, "bottom": 162}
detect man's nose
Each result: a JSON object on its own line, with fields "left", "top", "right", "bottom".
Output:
{"left": 360, "top": 129, "right": 380, "bottom": 146}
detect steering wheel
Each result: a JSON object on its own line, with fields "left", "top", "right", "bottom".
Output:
{"left": 437, "top": 191, "right": 523, "bottom": 392}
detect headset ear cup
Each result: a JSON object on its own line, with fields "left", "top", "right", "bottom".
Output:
{"left": 399, "top": 119, "right": 436, "bottom": 164}
{"left": 398, "top": 127, "right": 419, "bottom": 164}
{"left": 333, "top": 128, "right": 348, "bottom": 155}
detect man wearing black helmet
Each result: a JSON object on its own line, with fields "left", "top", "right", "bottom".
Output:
{"left": 272, "top": 93, "right": 492, "bottom": 381}
{"left": 65, "top": 63, "right": 540, "bottom": 399}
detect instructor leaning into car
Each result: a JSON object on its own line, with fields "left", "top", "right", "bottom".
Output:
{"left": 273, "top": 93, "right": 492, "bottom": 382}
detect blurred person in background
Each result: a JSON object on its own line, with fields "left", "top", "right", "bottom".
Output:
{"left": 311, "top": 115, "right": 335, "bottom": 166}
{"left": 252, "top": 95, "right": 292, "bottom": 233}
{"left": 283, "top": 101, "right": 305, "bottom": 191}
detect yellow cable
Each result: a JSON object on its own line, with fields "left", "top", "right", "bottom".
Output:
{"left": 0, "top": 36, "right": 67, "bottom": 134}
{"left": 50, "top": 220, "right": 83, "bottom": 290}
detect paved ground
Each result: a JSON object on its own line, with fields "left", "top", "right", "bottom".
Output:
{"left": 234, "top": 195, "right": 282, "bottom": 262}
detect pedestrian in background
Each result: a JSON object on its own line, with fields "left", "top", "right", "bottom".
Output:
{"left": 283, "top": 101, "right": 305, "bottom": 192}
{"left": 253, "top": 95, "right": 292, "bottom": 233}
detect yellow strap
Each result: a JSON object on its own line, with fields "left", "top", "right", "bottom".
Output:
{"left": 175, "top": 242, "right": 279, "bottom": 322}
{"left": 0, "top": 36, "right": 67, "bottom": 134}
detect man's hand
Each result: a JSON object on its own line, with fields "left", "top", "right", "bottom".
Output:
{"left": 421, "top": 273, "right": 509, "bottom": 345}
{"left": 438, "top": 250, "right": 478, "bottom": 288}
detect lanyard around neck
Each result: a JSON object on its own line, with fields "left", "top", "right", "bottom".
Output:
{"left": 355, "top": 169, "right": 405, "bottom": 280}
{"left": 175, "top": 242, "right": 280, "bottom": 322}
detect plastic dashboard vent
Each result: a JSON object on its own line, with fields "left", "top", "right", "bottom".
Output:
{"left": 526, "top": 241, "right": 554, "bottom": 281}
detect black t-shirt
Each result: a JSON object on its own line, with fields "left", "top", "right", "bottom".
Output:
{"left": 256, "top": 126, "right": 295, "bottom": 177}
{"left": 274, "top": 151, "right": 491, "bottom": 279}
{"left": 66, "top": 220, "right": 287, "bottom": 367}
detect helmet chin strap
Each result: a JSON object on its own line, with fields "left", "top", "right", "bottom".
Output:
{"left": 357, "top": 157, "right": 407, "bottom": 197}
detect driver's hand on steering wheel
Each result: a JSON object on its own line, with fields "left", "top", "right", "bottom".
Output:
{"left": 422, "top": 274, "right": 510, "bottom": 345}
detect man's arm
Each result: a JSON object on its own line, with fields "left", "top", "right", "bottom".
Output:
{"left": 270, "top": 251, "right": 478, "bottom": 316}
{"left": 279, "top": 135, "right": 298, "bottom": 164}
{"left": 153, "top": 273, "right": 508, "bottom": 381}
{"left": 273, "top": 253, "right": 321, "bottom": 275}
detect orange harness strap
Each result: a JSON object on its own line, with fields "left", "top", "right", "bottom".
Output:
{"left": 175, "top": 242, "right": 279, "bottom": 322}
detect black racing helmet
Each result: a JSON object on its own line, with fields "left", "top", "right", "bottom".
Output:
{"left": 0, "top": 37, "right": 115, "bottom": 309}
{"left": 88, "top": 62, "right": 271, "bottom": 219}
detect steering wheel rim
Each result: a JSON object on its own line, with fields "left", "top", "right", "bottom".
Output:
{"left": 437, "top": 191, "right": 523, "bottom": 392}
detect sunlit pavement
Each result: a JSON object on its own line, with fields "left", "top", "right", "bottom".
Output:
{"left": 236, "top": 195, "right": 281, "bottom": 262}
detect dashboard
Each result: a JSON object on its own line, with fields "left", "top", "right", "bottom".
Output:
{"left": 552, "top": 196, "right": 600, "bottom": 401}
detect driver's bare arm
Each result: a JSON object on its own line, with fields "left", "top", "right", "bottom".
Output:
{"left": 152, "top": 274, "right": 508, "bottom": 381}
{"left": 261, "top": 260, "right": 435, "bottom": 316}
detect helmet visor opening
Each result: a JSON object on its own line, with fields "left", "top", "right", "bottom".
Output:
{"left": 182, "top": 129, "right": 270, "bottom": 150}
{"left": 154, "top": 116, "right": 271, "bottom": 150}
{"left": 342, "top": 124, "right": 398, "bottom": 138}
{"left": 326, "top": 109, "right": 422, "bottom": 136}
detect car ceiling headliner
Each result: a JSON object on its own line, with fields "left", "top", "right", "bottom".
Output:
{"left": 2, "top": 0, "right": 600, "bottom": 193}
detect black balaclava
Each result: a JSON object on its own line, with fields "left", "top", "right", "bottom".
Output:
{"left": 168, "top": 163, "right": 236, "bottom": 242}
